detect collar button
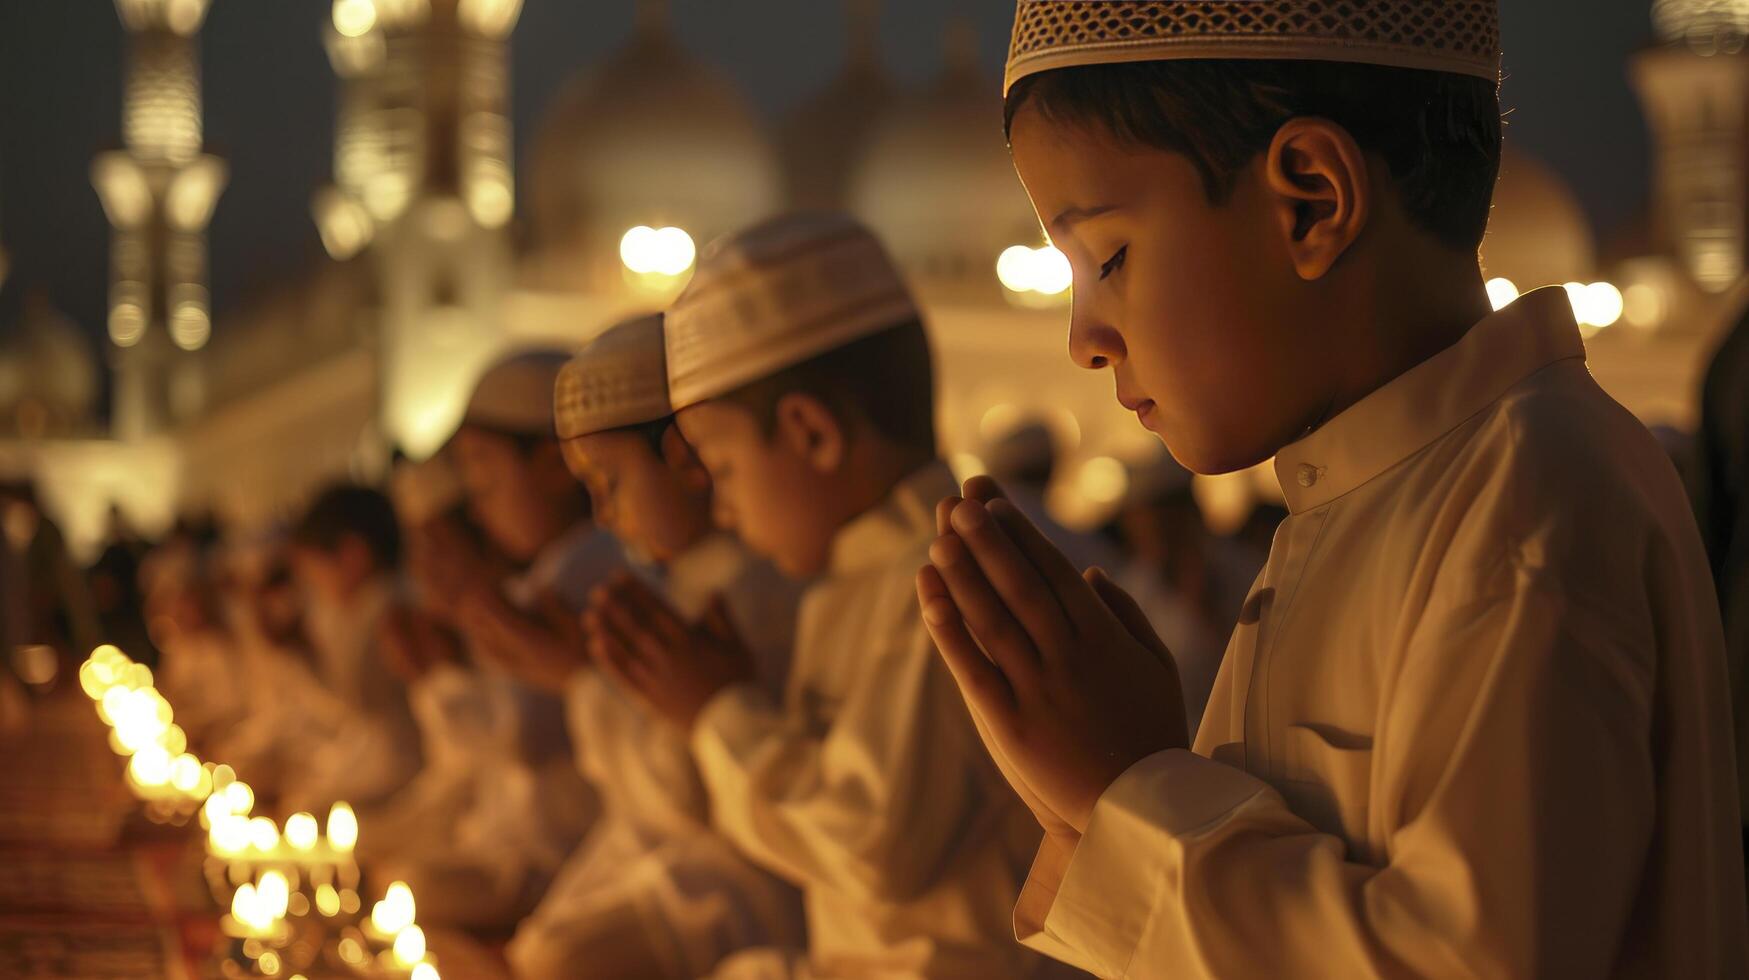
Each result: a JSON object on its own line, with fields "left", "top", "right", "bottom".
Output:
{"left": 1296, "top": 463, "right": 1321, "bottom": 488}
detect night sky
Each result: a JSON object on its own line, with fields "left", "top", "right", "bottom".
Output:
{"left": 0, "top": 1, "right": 1655, "bottom": 346}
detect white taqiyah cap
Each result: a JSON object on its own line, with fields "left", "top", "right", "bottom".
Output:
{"left": 554, "top": 314, "right": 672, "bottom": 440}
{"left": 1005, "top": 0, "right": 1501, "bottom": 96}
{"left": 664, "top": 211, "right": 921, "bottom": 411}
{"left": 463, "top": 348, "right": 571, "bottom": 436}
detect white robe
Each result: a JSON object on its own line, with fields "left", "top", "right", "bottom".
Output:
{"left": 508, "top": 534, "right": 804, "bottom": 980}
{"left": 1014, "top": 288, "right": 1749, "bottom": 978}
{"left": 281, "top": 576, "right": 421, "bottom": 812}
{"left": 374, "top": 527, "right": 612, "bottom": 928}
{"left": 695, "top": 463, "right": 1066, "bottom": 979}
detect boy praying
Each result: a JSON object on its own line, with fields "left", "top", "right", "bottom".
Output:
{"left": 505, "top": 313, "right": 803, "bottom": 980}
{"left": 590, "top": 213, "right": 1066, "bottom": 979}
{"left": 917, "top": 3, "right": 1749, "bottom": 977}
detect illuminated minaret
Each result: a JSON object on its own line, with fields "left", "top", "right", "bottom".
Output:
{"left": 92, "top": 0, "right": 227, "bottom": 439}
{"left": 315, "top": 0, "right": 523, "bottom": 458}
{"left": 1633, "top": 0, "right": 1749, "bottom": 292}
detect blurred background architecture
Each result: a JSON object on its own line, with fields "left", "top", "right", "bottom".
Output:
{"left": 0, "top": 0, "right": 1737, "bottom": 558}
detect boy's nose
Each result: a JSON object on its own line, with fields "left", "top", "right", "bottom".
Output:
{"left": 1069, "top": 302, "right": 1125, "bottom": 371}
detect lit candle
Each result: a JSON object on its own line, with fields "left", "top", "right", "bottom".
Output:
{"left": 411, "top": 963, "right": 441, "bottom": 980}
{"left": 170, "top": 753, "right": 204, "bottom": 794}
{"left": 315, "top": 882, "right": 341, "bottom": 917}
{"left": 285, "top": 811, "right": 319, "bottom": 852}
{"left": 129, "top": 745, "right": 172, "bottom": 788}
{"left": 392, "top": 924, "right": 426, "bottom": 968}
{"left": 327, "top": 801, "right": 358, "bottom": 853}
{"left": 224, "top": 780, "right": 255, "bottom": 816}
{"left": 248, "top": 816, "right": 280, "bottom": 853}
{"left": 370, "top": 881, "right": 415, "bottom": 936}
{"left": 257, "top": 870, "right": 291, "bottom": 920}
{"left": 209, "top": 814, "right": 249, "bottom": 857}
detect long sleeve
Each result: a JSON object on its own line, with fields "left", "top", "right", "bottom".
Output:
{"left": 1018, "top": 582, "right": 1677, "bottom": 979}
{"left": 691, "top": 623, "right": 987, "bottom": 905}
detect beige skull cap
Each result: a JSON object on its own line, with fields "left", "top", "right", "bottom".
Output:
{"left": 463, "top": 348, "right": 571, "bottom": 436}
{"left": 554, "top": 313, "right": 672, "bottom": 440}
{"left": 664, "top": 211, "right": 921, "bottom": 411}
{"left": 1004, "top": 0, "right": 1500, "bottom": 95}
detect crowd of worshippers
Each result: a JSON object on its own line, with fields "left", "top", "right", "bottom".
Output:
{"left": 7, "top": 0, "right": 1749, "bottom": 971}
{"left": 0, "top": 214, "right": 1285, "bottom": 978}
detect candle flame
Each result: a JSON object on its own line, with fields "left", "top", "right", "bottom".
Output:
{"left": 327, "top": 801, "right": 358, "bottom": 851}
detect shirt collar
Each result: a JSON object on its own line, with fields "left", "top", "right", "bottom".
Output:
{"left": 828, "top": 460, "right": 959, "bottom": 576}
{"left": 1274, "top": 287, "right": 1586, "bottom": 514}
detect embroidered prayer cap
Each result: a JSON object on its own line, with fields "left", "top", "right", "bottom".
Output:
{"left": 463, "top": 348, "right": 571, "bottom": 436}
{"left": 554, "top": 313, "right": 672, "bottom": 440}
{"left": 1004, "top": 0, "right": 1501, "bottom": 95}
{"left": 665, "top": 211, "right": 921, "bottom": 411}
{"left": 390, "top": 455, "right": 463, "bottom": 527}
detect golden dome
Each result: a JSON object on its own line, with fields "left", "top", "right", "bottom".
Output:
{"left": 525, "top": 7, "right": 781, "bottom": 279}
{"left": 847, "top": 21, "right": 1039, "bottom": 298}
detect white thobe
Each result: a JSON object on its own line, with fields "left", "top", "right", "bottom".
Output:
{"left": 284, "top": 576, "right": 421, "bottom": 811}
{"left": 381, "top": 528, "right": 613, "bottom": 928}
{"left": 1014, "top": 288, "right": 1749, "bottom": 978}
{"left": 695, "top": 463, "right": 1064, "bottom": 979}
{"left": 509, "top": 534, "right": 804, "bottom": 980}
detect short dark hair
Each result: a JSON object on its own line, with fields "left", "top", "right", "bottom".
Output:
{"left": 1005, "top": 60, "right": 1502, "bottom": 252}
{"left": 713, "top": 319, "right": 937, "bottom": 456}
{"left": 291, "top": 484, "right": 401, "bottom": 571}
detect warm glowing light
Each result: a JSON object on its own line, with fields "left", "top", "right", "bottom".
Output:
{"left": 231, "top": 883, "right": 257, "bottom": 924}
{"left": 393, "top": 924, "right": 427, "bottom": 966}
{"left": 1623, "top": 283, "right": 1667, "bottom": 329}
{"left": 1078, "top": 456, "right": 1131, "bottom": 506}
{"left": 312, "top": 187, "right": 374, "bottom": 260}
{"left": 338, "top": 936, "right": 367, "bottom": 964}
{"left": 170, "top": 299, "right": 211, "bottom": 351}
{"left": 316, "top": 883, "right": 342, "bottom": 917}
{"left": 225, "top": 780, "right": 255, "bottom": 815}
{"left": 333, "top": 0, "right": 378, "bottom": 37}
{"left": 170, "top": 753, "right": 204, "bottom": 793}
{"left": 248, "top": 816, "right": 280, "bottom": 852}
{"left": 210, "top": 814, "right": 249, "bottom": 856}
{"left": 285, "top": 811, "right": 319, "bottom": 851}
{"left": 258, "top": 950, "right": 283, "bottom": 976}
{"left": 1485, "top": 277, "right": 1519, "bottom": 311}
{"left": 466, "top": 176, "right": 513, "bottom": 228}
{"left": 411, "top": 964, "right": 441, "bottom": 980}
{"left": 327, "top": 801, "right": 358, "bottom": 852}
{"left": 1565, "top": 281, "right": 1624, "bottom": 330}
{"left": 619, "top": 225, "right": 696, "bottom": 277}
{"left": 997, "top": 244, "right": 1073, "bottom": 296}
{"left": 372, "top": 881, "right": 416, "bottom": 935}
{"left": 258, "top": 870, "right": 291, "bottom": 919}
{"left": 109, "top": 302, "right": 146, "bottom": 348}
{"left": 211, "top": 764, "right": 236, "bottom": 792}
{"left": 129, "top": 745, "right": 173, "bottom": 787}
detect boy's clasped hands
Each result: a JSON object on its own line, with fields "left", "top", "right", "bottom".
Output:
{"left": 917, "top": 475, "right": 1189, "bottom": 838}
{"left": 585, "top": 574, "right": 757, "bottom": 729}
{"left": 574, "top": 470, "right": 1192, "bottom": 843}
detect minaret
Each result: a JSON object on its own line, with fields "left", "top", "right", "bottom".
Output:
{"left": 92, "top": 0, "right": 227, "bottom": 439}
{"left": 315, "top": 0, "right": 524, "bottom": 459}
{"left": 1633, "top": 1, "right": 1749, "bottom": 292}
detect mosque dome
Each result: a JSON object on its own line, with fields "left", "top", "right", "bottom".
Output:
{"left": 1479, "top": 146, "right": 1596, "bottom": 290}
{"left": 0, "top": 292, "right": 100, "bottom": 438}
{"left": 848, "top": 20, "right": 1039, "bottom": 300}
{"left": 525, "top": 1, "right": 781, "bottom": 290}
{"left": 777, "top": 0, "right": 894, "bottom": 211}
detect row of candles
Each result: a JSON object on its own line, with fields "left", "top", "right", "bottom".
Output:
{"left": 78, "top": 645, "right": 442, "bottom": 979}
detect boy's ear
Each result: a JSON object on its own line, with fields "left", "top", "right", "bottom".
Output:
{"left": 660, "top": 424, "right": 712, "bottom": 493}
{"left": 1263, "top": 117, "right": 1372, "bottom": 281}
{"left": 773, "top": 392, "right": 847, "bottom": 474}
